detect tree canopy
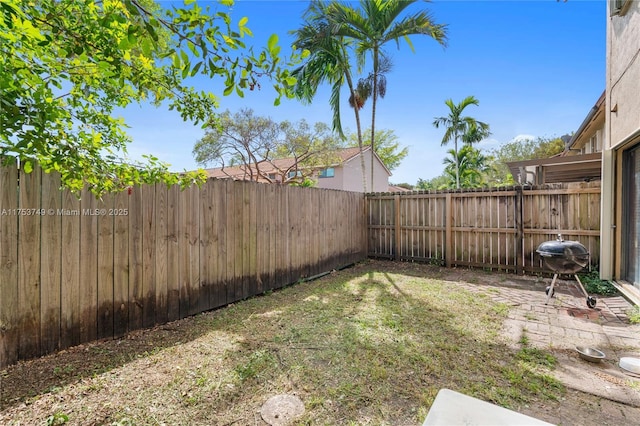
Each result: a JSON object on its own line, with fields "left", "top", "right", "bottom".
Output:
{"left": 1, "top": 0, "right": 301, "bottom": 194}
{"left": 346, "top": 128, "right": 408, "bottom": 172}
{"left": 193, "top": 109, "right": 342, "bottom": 185}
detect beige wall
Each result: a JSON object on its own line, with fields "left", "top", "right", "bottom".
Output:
{"left": 315, "top": 150, "right": 390, "bottom": 193}
{"left": 315, "top": 166, "right": 345, "bottom": 191}
{"left": 608, "top": 2, "right": 640, "bottom": 148}
{"left": 606, "top": 1, "right": 640, "bottom": 148}
{"left": 602, "top": 1, "right": 640, "bottom": 278}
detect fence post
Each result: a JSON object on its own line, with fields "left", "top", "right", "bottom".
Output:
{"left": 515, "top": 186, "right": 524, "bottom": 275}
{"left": 394, "top": 194, "right": 401, "bottom": 261}
{"left": 445, "top": 193, "right": 452, "bottom": 268}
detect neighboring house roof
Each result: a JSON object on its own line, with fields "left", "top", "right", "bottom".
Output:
{"left": 507, "top": 91, "right": 605, "bottom": 184}
{"left": 203, "top": 146, "right": 391, "bottom": 181}
{"left": 387, "top": 185, "right": 411, "bottom": 192}
{"left": 205, "top": 157, "right": 295, "bottom": 181}
{"left": 565, "top": 90, "right": 605, "bottom": 154}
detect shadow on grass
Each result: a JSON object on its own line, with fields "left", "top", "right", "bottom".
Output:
{"left": 1, "top": 260, "right": 564, "bottom": 425}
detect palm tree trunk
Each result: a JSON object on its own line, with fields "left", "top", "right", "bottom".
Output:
{"left": 370, "top": 48, "right": 379, "bottom": 191}
{"left": 345, "top": 71, "right": 367, "bottom": 192}
{"left": 355, "top": 110, "right": 367, "bottom": 192}
{"left": 454, "top": 135, "right": 460, "bottom": 189}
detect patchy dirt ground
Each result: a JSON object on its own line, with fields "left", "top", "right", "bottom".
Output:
{"left": 1, "top": 260, "right": 640, "bottom": 425}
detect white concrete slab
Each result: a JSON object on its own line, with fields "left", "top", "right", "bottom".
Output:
{"left": 422, "top": 389, "right": 554, "bottom": 426}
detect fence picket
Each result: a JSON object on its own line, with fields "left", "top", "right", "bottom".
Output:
{"left": 166, "top": 185, "right": 180, "bottom": 321}
{"left": 97, "top": 194, "right": 115, "bottom": 339}
{"left": 40, "top": 172, "right": 62, "bottom": 354}
{"left": 79, "top": 188, "right": 98, "bottom": 344}
{"left": 114, "top": 190, "right": 130, "bottom": 337}
{"left": 17, "top": 165, "right": 42, "bottom": 359}
{"left": 0, "top": 161, "right": 19, "bottom": 366}
{"left": 128, "top": 185, "right": 144, "bottom": 331}
{"left": 60, "top": 188, "right": 81, "bottom": 347}
{"left": 198, "top": 181, "right": 212, "bottom": 312}
{"left": 142, "top": 185, "right": 156, "bottom": 327}
{"left": 212, "top": 179, "right": 227, "bottom": 308}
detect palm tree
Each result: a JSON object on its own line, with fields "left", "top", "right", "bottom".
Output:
{"left": 290, "top": 1, "right": 369, "bottom": 191}
{"left": 328, "top": 0, "right": 447, "bottom": 188}
{"left": 433, "top": 96, "right": 489, "bottom": 189}
{"left": 442, "top": 145, "right": 492, "bottom": 189}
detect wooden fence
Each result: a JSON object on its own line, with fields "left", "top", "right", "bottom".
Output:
{"left": 367, "top": 182, "right": 601, "bottom": 273}
{"left": 0, "top": 164, "right": 366, "bottom": 368}
{"left": 0, "top": 164, "right": 602, "bottom": 369}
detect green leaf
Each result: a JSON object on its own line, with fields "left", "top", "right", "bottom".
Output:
{"left": 267, "top": 34, "right": 278, "bottom": 53}
{"left": 23, "top": 160, "right": 33, "bottom": 174}
{"left": 188, "top": 41, "right": 199, "bottom": 58}
{"left": 223, "top": 84, "right": 234, "bottom": 96}
{"left": 118, "top": 38, "right": 130, "bottom": 50}
{"left": 180, "top": 49, "right": 189, "bottom": 65}
{"left": 191, "top": 61, "right": 202, "bottom": 76}
{"left": 141, "top": 39, "right": 152, "bottom": 57}
{"left": 238, "top": 17, "right": 248, "bottom": 27}
{"left": 144, "top": 21, "right": 158, "bottom": 42}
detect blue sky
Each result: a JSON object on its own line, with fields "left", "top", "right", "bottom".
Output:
{"left": 122, "top": 0, "right": 606, "bottom": 185}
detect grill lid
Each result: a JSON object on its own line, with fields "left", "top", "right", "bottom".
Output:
{"left": 536, "top": 234, "right": 589, "bottom": 274}
{"left": 536, "top": 235, "right": 588, "bottom": 257}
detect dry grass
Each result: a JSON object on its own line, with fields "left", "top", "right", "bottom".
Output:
{"left": 0, "top": 260, "right": 563, "bottom": 425}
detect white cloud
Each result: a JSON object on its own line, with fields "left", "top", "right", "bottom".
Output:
{"left": 510, "top": 134, "right": 537, "bottom": 143}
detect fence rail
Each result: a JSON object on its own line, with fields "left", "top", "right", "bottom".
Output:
{"left": 0, "top": 164, "right": 366, "bottom": 368}
{"left": 366, "top": 182, "right": 601, "bottom": 273}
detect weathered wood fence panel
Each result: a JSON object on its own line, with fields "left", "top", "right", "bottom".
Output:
{"left": 0, "top": 164, "right": 366, "bottom": 368}
{"left": 367, "top": 182, "right": 601, "bottom": 272}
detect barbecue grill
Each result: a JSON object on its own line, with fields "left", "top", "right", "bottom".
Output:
{"left": 536, "top": 234, "right": 596, "bottom": 309}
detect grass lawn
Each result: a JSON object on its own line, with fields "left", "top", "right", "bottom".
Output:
{"left": 0, "top": 260, "right": 563, "bottom": 425}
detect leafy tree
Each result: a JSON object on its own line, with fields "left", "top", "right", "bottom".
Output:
{"left": 193, "top": 109, "right": 341, "bottom": 185}
{"left": 323, "top": 0, "right": 447, "bottom": 187}
{"left": 484, "top": 136, "right": 566, "bottom": 186}
{"left": 290, "top": 0, "right": 369, "bottom": 191}
{"left": 346, "top": 128, "right": 408, "bottom": 171}
{"left": 275, "top": 119, "right": 343, "bottom": 184}
{"left": 193, "top": 108, "right": 279, "bottom": 179}
{"left": 1, "top": 0, "right": 300, "bottom": 194}
{"left": 415, "top": 175, "right": 449, "bottom": 191}
{"left": 433, "top": 96, "right": 490, "bottom": 189}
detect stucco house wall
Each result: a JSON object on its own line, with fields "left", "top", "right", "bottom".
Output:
{"left": 607, "top": 3, "right": 640, "bottom": 149}
{"left": 601, "top": 0, "right": 640, "bottom": 280}
{"left": 341, "top": 149, "right": 389, "bottom": 193}
{"left": 314, "top": 147, "right": 390, "bottom": 193}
